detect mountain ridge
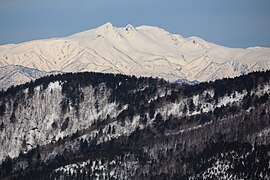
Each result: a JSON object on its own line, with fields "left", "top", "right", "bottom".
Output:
{"left": 0, "top": 70, "right": 269, "bottom": 179}
{"left": 0, "top": 22, "right": 270, "bottom": 90}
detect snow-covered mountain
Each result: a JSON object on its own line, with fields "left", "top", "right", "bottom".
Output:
{"left": 0, "top": 65, "right": 58, "bottom": 90}
{"left": 0, "top": 22, "right": 270, "bottom": 89}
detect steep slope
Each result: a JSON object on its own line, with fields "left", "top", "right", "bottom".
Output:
{"left": 0, "top": 71, "right": 269, "bottom": 179}
{"left": 0, "top": 22, "right": 270, "bottom": 89}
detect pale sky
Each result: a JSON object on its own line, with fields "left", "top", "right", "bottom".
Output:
{"left": 0, "top": 0, "right": 270, "bottom": 48}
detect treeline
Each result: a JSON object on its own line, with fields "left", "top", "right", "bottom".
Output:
{"left": 1, "top": 70, "right": 269, "bottom": 101}
{"left": 1, "top": 70, "right": 269, "bottom": 118}
{"left": 0, "top": 71, "right": 170, "bottom": 99}
{"left": 182, "top": 70, "right": 270, "bottom": 97}
{"left": 0, "top": 71, "right": 171, "bottom": 118}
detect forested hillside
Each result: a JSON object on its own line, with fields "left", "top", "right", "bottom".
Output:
{"left": 0, "top": 70, "right": 269, "bottom": 179}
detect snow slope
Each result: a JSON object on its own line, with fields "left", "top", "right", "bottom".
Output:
{"left": 0, "top": 22, "right": 270, "bottom": 88}
{"left": 0, "top": 65, "right": 57, "bottom": 90}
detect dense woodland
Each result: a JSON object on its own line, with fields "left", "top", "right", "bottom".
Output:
{"left": 0, "top": 70, "right": 270, "bottom": 179}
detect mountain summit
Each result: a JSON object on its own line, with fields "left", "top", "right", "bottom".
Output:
{"left": 0, "top": 22, "right": 270, "bottom": 89}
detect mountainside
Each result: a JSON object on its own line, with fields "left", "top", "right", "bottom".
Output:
{"left": 0, "top": 65, "right": 58, "bottom": 91}
{"left": 0, "top": 71, "right": 269, "bottom": 179}
{"left": 0, "top": 22, "right": 270, "bottom": 89}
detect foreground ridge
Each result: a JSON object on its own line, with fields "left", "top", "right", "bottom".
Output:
{"left": 0, "top": 70, "right": 269, "bottom": 179}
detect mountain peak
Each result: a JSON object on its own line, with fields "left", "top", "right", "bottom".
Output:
{"left": 99, "top": 22, "right": 114, "bottom": 29}
{"left": 125, "top": 24, "right": 136, "bottom": 31}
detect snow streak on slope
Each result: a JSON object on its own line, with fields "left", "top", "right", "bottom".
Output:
{"left": 0, "top": 22, "right": 270, "bottom": 87}
{"left": 0, "top": 81, "right": 121, "bottom": 162}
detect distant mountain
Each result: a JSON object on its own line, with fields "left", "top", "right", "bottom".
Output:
{"left": 0, "top": 71, "right": 269, "bottom": 179}
{"left": 0, "top": 22, "right": 270, "bottom": 89}
{"left": 174, "top": 79, "right": 199, "bottom": 85}
{"left": 0, "top": 65, "right": 58, "bottom": 90}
